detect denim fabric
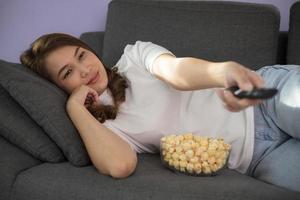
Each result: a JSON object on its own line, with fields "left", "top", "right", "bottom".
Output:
{"left": 247, "top": 65, "right": 300, "bottom": 192}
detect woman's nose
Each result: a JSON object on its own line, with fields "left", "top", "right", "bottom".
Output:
{"left": 79, "top": 65, "right": 91, "bottom": 78}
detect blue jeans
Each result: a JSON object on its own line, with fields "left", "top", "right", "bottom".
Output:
{"left": 246, "top": 65, "right": 300, "bottom": 192}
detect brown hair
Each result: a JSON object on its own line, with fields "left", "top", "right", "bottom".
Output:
{"left": 20, "top": 33, "right": 128, "bottom": 123}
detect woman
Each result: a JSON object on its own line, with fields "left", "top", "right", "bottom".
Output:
{"left": 21, "top": 33, "right": 300, "bottom": 192}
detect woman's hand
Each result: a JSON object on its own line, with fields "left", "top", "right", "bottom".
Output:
{"left": 216, "top": 61, "right": 265, "bottom": 112}
{"left": 66, "top": 85, "right": 100, "bottom": 111}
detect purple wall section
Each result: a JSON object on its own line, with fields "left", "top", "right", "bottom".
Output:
{"left": 0, "top": 0, "right": 298, "bottom": 63}
{"left": 0, "top": 0, "right": 110, "bottom": 62}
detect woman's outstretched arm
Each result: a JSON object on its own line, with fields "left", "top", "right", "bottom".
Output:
{"left": 152, "top": 54, "right": 262, "bottom": 90}
{"left": 152, "top": 54, "right": 264, "bottom": 112}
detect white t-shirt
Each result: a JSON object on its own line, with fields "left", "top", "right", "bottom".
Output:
{"left": 100, "top": 41, "right": 254, "bottom": 174}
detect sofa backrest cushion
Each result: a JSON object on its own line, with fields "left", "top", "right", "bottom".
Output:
{"left": 287, "top": 1, "right": 300, "bottom": 65}
{"left": 0, "top": 60, "right": 91, "bottom": 166}
{"left": 102, "top": 0, "right": 280, "bottom": 71}
{"left": 0, "top": 85, "right": 65, "bottom": 162}
{"left": 80, "top": 31, "right": 105, "bottom": 58}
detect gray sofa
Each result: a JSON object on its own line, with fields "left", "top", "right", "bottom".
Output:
{"left": 1, "top": 0, "right": 300, "bottom": 199}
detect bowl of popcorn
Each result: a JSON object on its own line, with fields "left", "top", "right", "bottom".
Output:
{"left": 160, "top": 133, "right": 231, "bottom": 176}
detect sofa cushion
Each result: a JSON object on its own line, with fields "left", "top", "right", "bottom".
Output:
{"left": 102, "top": 0, "right": 280, "bottom": 70}
{"left": 0, "top": 136, "right": 42, "bottom": 200}
{"left": 11, "top": 154, "right": 300, "bottom": 200}
{"left": 287, "top": 1, "right": 300, "bottom": 64}
{"left": 0, "top": 85, "right": 65, "bottom": 162}
{"left": 80, "top": 31, "right": 105, "bottom": 59}
{"left": 0, "top": 60, "right": 91, "bottom": 166}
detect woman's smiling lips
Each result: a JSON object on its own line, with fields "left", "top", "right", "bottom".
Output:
{"left": 87, "top": 72, "right": 99, "bottom": 85}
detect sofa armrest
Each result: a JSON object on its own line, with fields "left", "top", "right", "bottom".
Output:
{"left": 0, "top": 135, "right": 42, "bottom": 200}
{"left": 287, "top": 1, "right": 300, "bottom": 65}
{"left": 80, "top": 31, "right": 105, "bottom": 59}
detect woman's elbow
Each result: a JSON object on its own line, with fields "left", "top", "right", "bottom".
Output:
{"left": 109, "top": 157, "right": 137, "bottom": 179}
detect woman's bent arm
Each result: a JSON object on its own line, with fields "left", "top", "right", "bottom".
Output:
{"left": 66, "top": 100, "right": 137, "bottom": 179}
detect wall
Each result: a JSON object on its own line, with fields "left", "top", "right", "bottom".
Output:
{"left": 0, "top": 0, "right": 110, "bottom": 62}
{"left": 0, "top": 0, "right": 298, "bottom": 62}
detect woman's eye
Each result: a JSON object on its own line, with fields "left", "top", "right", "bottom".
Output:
{"left": 63, "top": 69, "right": 72, "bottom": 79}
{"left": 78, "top": 51, "right": 85, "bottom": 60}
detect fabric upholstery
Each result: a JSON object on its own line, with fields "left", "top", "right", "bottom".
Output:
{"left": 0, "top": 60, "right": 91, "bottom": 166}
{"left": 102, "top": 0, "right": 280, "bottom": 70}
{"left": 81, "top": 30, "right": 290, "bottom": 65}
{"left": 80, "top": 31, "right": 105, "bottom": 59}
{"left": 0, "top": 136, "right": 41, "bottom": 200}
{"left": 287, "top": 1, "right": 300, "bottom": 64}
{"left": 0, "top": 85, "right": 65, "bottom": 162}
{"left": 11, "top": 154, "right": 300, "bottom": 200}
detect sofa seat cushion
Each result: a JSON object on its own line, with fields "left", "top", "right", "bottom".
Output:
{"left": 0, "top": 136, "right": 41, "bottom": 200}
{"left": 103, "top": 0, "right": 280, "bottom": 70}
{"left": 11, "top": 154, "right": 300, "bottom": 200}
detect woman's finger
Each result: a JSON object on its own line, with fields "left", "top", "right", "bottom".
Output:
{"left": 238, "top": 98, "right": 262, "bottom": 108}
{"left": 86, "top": 88, "right": 99, "bottom": 105}
{"left": 233, "top": 69, "right": 253, "bottom": 91}
{"left": 216, "top": 89, "right": 242, "bottom": 111}
{"left": 224, "top": 90, "right": 263, "bottom": 111}
{"left": 216, "top": 89, "right": 244, "bottom": 112}
{"left": 247, "top": 70, "right": 265, "bottom": 88}
{"left": 224, "top": 103, "right": 240, "bottom": 112}
{"left": 223, "top": 91, "right": 244, "bottom": 110}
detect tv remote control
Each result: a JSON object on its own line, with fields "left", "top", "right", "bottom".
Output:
{"left": 226, "top": 86, "right": 278, "bottom": 99}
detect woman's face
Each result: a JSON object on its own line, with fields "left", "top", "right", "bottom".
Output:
{"left": 44, "top": 45, "right": 108, "bottom": 95}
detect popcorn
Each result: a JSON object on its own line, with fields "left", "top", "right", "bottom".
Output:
{"left": 160, "top": 133, "right": 231, "bottom": 176}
